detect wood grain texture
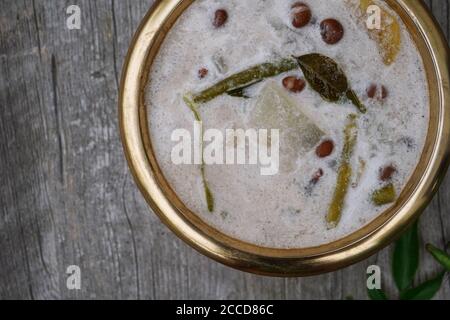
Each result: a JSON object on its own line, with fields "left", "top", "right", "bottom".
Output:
{"left": 0, "top": 0, "right": 448, "bottom": 300}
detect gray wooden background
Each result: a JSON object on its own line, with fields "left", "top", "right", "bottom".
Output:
{"left": 0, "top": 0, "right": 449, "bottom": 300}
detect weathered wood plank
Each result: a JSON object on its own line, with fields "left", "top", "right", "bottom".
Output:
{"left": 0, "top": 0, "right": 448, "bottom": 300}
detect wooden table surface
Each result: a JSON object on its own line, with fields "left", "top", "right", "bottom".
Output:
{"left": 0, "top": 0, "right": 449, "bottom": 300}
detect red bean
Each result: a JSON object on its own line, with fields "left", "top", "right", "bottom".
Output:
{"left": 320, "top": 19, "right": 344, "bottom": 44}
{"left": 291, "top": 2, "right": 312, "bottom": 28}
{"left": 379, "top": 165, "right": 396, "bottom": 181}
{"left": 282, "top": 76, "right": 306, "bottom": 93}
{"left": 316, "top": 140, "right": 334, "bottom": 158}
{"left": 367, "top": 84, "right": 388, "bottom": 100}
{"left": 198, "top": 68, "right": 208, "bottom": 79}
{"left": 213, "top": 9, "right": 228, "bottom": 28}
{"left": 311, "top": 168, "right": 324, "bottom": 184}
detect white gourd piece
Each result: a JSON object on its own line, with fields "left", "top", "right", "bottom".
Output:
{"left": 248, "top": 82, "right": 325, "bottom": 172}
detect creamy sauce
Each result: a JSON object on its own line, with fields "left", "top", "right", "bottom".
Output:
{"left": 146, "top": 0, "right": 429, "bottom": 248}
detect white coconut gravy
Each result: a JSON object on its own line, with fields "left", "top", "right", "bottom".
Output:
{"left": 146, "top": 0, "right": 429, "bottom": 248}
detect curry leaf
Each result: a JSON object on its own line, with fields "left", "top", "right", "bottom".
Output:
{"left": 346, "top": 89, "right": 367, "bottom": 113}
{"left": 193, "top": 58, "right": 298, "bottom": 103}
{"left": 392, "top": 221, "right": 419, "bottom": 292}
{"left": 426, "top": 244, "right": 450, "bottom": 271}
{"left": 183, "top": 95, "right": 214, "bottom": 212}
{"left": 226, "top": 80, "right": 262, "bottom": 98}
{"left": 295, "top": 53, "right": 366, "bottom": 113}
{"left": 399, "top": 272, "right": 445, "bottom": 300}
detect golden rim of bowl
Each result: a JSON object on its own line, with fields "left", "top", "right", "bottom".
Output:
{"left": 119, "top": 0, "right": 450, "bottom": 276}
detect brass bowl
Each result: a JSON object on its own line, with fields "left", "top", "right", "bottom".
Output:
{"left": 119, "top": 0, "right": 450, "bottom": 276}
